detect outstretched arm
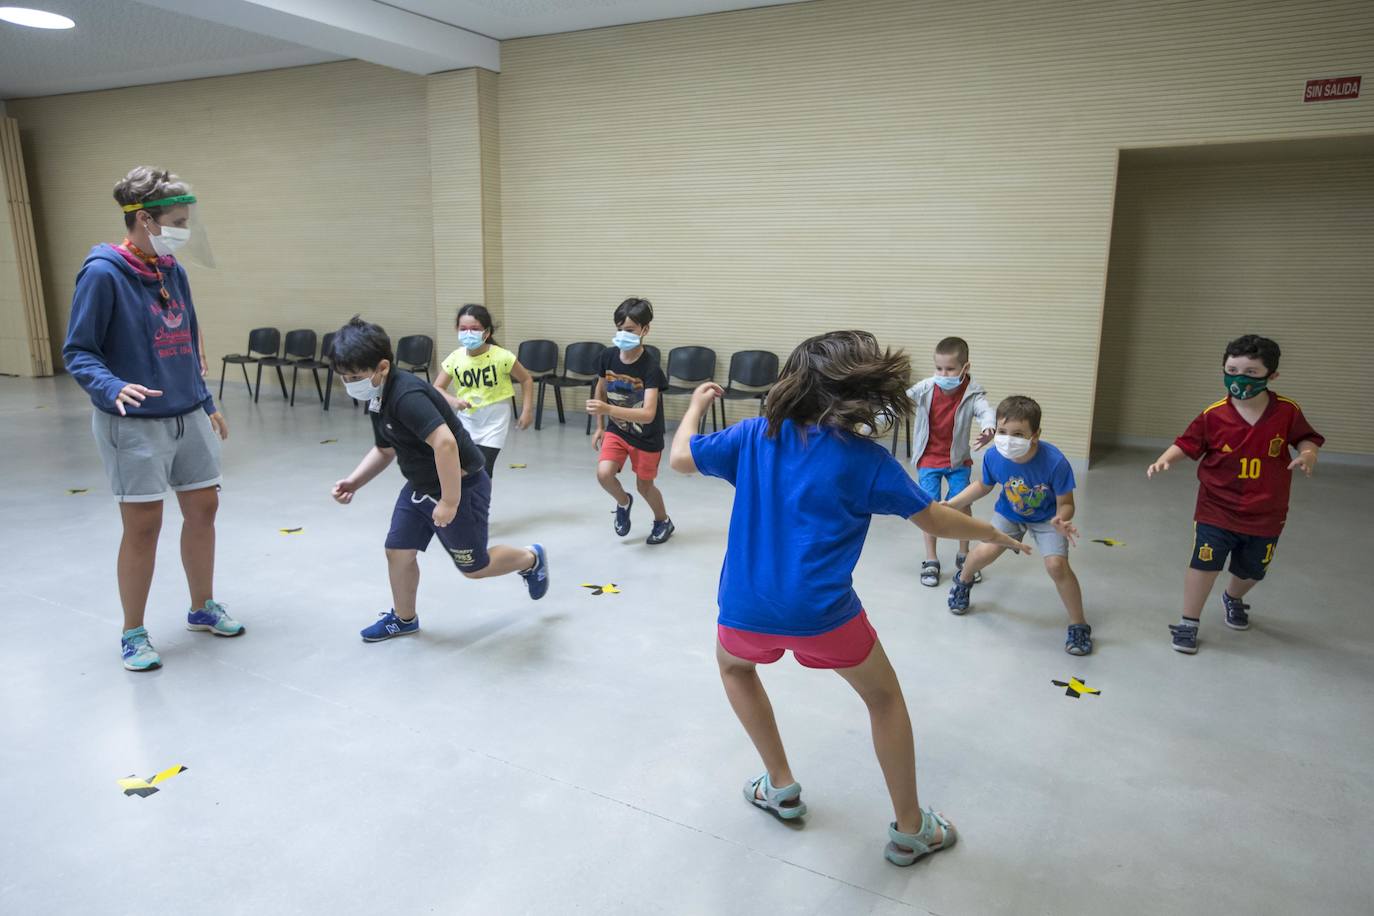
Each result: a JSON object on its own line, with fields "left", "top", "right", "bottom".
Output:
{"left": 910, "top": 503, "right": 1030, "bottom": 554}
{"left": 670, "top": 383, "right": 724, "bottom": 474}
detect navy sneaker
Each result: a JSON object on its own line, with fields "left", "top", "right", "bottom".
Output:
{"left": 646, "top": 518, "right": 675, "bottom": 545}
{"left": 614, "top": 495, "right": 633, "bottom": 537}
{"left": 1169, "top": 622, "right": 1198, "bottom": 654}
{"left": 521, "top": 543, "right": 550, "bottom": 600}
{"left": 361, "top": 609, "right": 419, "bottom": 642}
{"left": 1222, "top": 592, "right": 1250, "bottom": 630}
{"left": 1065, "top": 623, "right": 1093, "bottom": 656}
{"left": 947, "top": 574, "right": 974, "bottom": 615}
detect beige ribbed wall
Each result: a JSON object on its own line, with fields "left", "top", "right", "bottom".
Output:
{"left": 1093, "top": 150, "right": 1374, "bottom": 456}
{"left": 0, "top": 115, "right": 50, "bottom": 377}
{"left": 497, "top": 0, "right": 1374, "bottom": 455}
{"left": 7, "top": 61, "right": 437, "bottom": 377}
{"left": 428, "top": 69, "right": 486, "bottom": 350}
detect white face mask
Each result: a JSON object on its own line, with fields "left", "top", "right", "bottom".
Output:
{"left": 344, "top": 372, "right": 383, "bottom": 402}
{"left": 149, "top": 224, "right": 191, "bottom": 257}
{"left": 994, "top": 434, "right": 1033, "bottom": 460}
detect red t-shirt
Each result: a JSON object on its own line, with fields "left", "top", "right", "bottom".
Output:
{"left": 1174, "top": 393, "right": 1324, "bottom": 537}
{"left": 918, "top": 378, "right": 972, "bottom": 469}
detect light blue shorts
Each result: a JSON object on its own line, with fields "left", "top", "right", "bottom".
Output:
{"left": 917, "top": 465, "right": 971, "bottom": 502}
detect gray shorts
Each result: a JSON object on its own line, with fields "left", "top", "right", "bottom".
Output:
{"left": 92, "top": 409, "right": 223, "bottom": 503}
{"left": 992, "top": 511, "right": 1068, "bottom": 557}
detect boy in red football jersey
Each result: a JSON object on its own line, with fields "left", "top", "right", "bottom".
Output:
{"left": 1147, "top": 335, "right": 1323, "bottom": 654}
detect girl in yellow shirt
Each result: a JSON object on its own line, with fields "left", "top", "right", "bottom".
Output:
{"left": 433, "top": 305, "right": 534, "bottom": 477}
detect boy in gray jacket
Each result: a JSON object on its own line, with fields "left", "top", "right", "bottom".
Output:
{"left": 907, "top": 337, "right": 996, "bottom": 587}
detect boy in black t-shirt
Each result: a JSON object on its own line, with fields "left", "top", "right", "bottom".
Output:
{"left": 587, "top": 297, "right": 674, "bottom": 544}
{"left": 329, "top": 317, "right": 549, "bottom": 642}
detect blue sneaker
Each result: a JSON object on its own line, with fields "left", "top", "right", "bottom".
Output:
{"left": 1065, "top": 623, "right": 1093, "bottom": 656}
{"left": 521, "top": 544, "right": 550, "bottom": 600}
{"left": 1169, "top": 622, "right": 1199, "bottom": 654}
{"left": 121, "top": 627, "right": 161, "bottom": 671}
{"left": 186, "top": 600, "right": 244, "bottom": 636}
{"left": 361, "top": 609, "right": 419, "bottom": 642}
{"left": 614, "top": 495, "right": 633, "bottom": 537}
{"left": 1222, "top": 592, "right": 1250, "bottom": 630}
{"left": 646, "top": 517, "right": 675, "bottom": 545}
{"left": 947, "top": 574, "right": 974, "bottom": 615}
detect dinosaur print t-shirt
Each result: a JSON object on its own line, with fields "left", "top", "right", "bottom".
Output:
{"left": 981, "top": 439, "right": 1075, "bottom": 525}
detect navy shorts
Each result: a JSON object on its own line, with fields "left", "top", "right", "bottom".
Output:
{"left": 385, "top": 474, "right": 491, "bottom": 572}
{"left": 1189, "top": 522, "right": 1278, "bottom": 581}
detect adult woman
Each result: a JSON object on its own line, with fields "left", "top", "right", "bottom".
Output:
{"left": 63, "top": 166, "right": 242, "bottom": 671}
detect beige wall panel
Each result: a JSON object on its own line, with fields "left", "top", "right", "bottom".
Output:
{"left": 497, "top": 0, "right": 1374, "bottom": 453}
{"left": 1095, "top": 153, "right": 1373, "bottom": 455}
{"left": 7, "top": 61, "right": 435, "bottom": 376}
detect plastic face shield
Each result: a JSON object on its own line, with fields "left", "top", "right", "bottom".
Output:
{"left": 122, "top": 193, "right": 216, "bottom": 268}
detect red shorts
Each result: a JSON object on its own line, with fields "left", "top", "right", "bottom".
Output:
{"left": 599, "top": 430, "right": 662, "bottom": 480}
{"left": 718, "top": 611, "right": 878, "bottom": 669}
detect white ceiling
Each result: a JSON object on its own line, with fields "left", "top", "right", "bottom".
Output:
{"left": 0, "top": 0, "right": 812, "bottom": 100}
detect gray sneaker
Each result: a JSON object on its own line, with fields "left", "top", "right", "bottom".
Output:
{"left": 1170, "top": 622, "right": 1199, "bottom": 654}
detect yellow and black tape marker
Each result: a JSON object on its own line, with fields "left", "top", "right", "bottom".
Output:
{"left": 581, "top": 583, "right": 621, "bottom": 596}
{"left": 509, "top": 463, "right": 527, "bottom": 469}
{"left": 1051, "top": 677, "right": 1101, "bottom": 699}
{"left": 119, "top": 764, "right": 188, "bottom": 797}
{"left": 67, "top": 488, "right": 89, "bottom": 496}
{"left": 320, "top": 438, "right": 338, "bottom": 445}
{"left": 279, "top": 527, "right": 304, "bottom": 535}
{"left": 1092, "top": 538, "right": 1126, "bottom": 547}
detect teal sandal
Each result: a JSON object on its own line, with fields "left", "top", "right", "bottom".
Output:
{"left": 885, "top": 807, "right": 956, "bottom": 866}
{"left": 743, "top": 774, "right": 807, "bottom": 820}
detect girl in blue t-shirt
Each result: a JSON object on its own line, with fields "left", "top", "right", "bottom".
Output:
{"left": 669, "top": 330, "right": 1028, "bottom": 867}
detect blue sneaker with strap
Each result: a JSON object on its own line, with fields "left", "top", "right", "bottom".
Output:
{"left": 186, "top": 600, "right": 244, "bottom": 636}
{"left": 1222, "top": 592, "right": 1250, "bottom": 630}
{"left": 520, "top": 544, "right": 550, "bottom": 600}
{"left": 121, "top": 627, "right": 162, "bottom": 671}
{"left": 1065, "top": 623, "right": 1093, "bottom": 656}
{"left": 947, "top": 574, "right": 974, "bottom": 615}
{"left": 361, "top": 609, "right": 419, "bottom": 642}
{"left": 1170, "top": 621, "right": 1199, "bottom": 654}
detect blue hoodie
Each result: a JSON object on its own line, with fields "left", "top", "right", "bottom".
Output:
{"left": 63, "top": 244, "right": 215, "bottom": 418}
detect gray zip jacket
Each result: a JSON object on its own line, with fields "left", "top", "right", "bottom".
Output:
{"left": 905, "top": 376, "right": 997, "bottom": 468}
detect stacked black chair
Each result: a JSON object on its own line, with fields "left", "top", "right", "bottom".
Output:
{"left": 396, "top": 335, "right": 434, "bottom": 382}
{"left": 255, "top": 329, "right": 316, "bottom": 404}
{"left": 219, "top": 327, "right": 280, "bottom": 399}
{"left": 661, "top": 346, "right": 719, "bottom": 432}
{"left": 541, "top": 342, "right": 604, "bottom": 434}
{"left": 719, "top": 350, "right": 779, "bottom": 426}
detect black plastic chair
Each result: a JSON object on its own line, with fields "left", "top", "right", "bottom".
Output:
{"left": 720, "top": 350, "right": 779, "bottom": 426}
{"left": 219, "top": 327, "right": 279, "bottom": 399}
{"left": 255, "top": 329, "right": 316, "bottom": 404}
{"left": 661, "top": 346, "right": 719, "bottom": 433}
{"left": 319, "top": 332, "right": 360, "bottom": 411}
{"left": 541, "top": 342, "right": 603, "bottom": 433}
{"left": 396, "top": 335, "right": 434, "bottom": 382}
{"left": 890, "top": 414, "right": 914, "bottom": 458}
{"left": 513, "top": 339, "right": 558, "bottom": 423}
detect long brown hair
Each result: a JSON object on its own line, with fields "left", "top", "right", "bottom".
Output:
{"left": 764, "top": 330, "right": 913, "bottom": 439}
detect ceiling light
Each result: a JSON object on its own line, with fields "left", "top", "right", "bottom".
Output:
{"left": 0, "top": 7, "right": 75, "bottom": 29}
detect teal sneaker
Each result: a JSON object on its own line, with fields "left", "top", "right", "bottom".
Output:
{"left": 186, "top": 600, "right": 244, "bottom": 637}
{"left": 121, "top": 627, "right": 162, "bottom": 671}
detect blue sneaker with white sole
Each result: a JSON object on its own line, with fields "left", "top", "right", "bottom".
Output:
{"left": 361, "top": 609, "right": 419, "bottom": 642}
{"left": 947, "top": 574, "right": 974, "bottom": 615}
{"left": 614, "top": 495, "right": 633, "bottom": 537}
{"left": 1222, "top": 592, "right": 1251, "bottom": 630}
{"left": 521, "top": 544, "right": 550, "bottom": 600}
{"left": 121, "top": 627, "right": 162, "bottom": 671}
{"left": 186, "top": 600, "right": 244, "bottom": 636}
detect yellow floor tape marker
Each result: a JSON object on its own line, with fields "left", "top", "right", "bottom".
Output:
{"left": 67, "top": 488, "right": 89, "bottom": 495}
{"left": 119, "top": 764, "right": 188, "bottom": 797}
{"left": 320, "top": 438, "right": 338, "bottom": 444}
{"left": 580, "top": 583, "right": 621, "bottom": 595}
{"left": 508, "top": 463, "right": 527, "bottom": 469}
{"left": 1092, "top": 538, "right": 1126, "bottom": 547}
{"left": 1051, "top": 677, "right": 1101, "bottom": 699}
{"left": 279, "top": 527, "right": 304, "bottom": 535}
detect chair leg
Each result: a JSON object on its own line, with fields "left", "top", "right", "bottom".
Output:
{"left": 511, "top": 398, "right": 518, "bottom": 420}
{"left": 254, "top": 363, "right": 264, "bottom": 403}
{"left": 241, "top": 363, "right": 252, "bottom": 398}
{"left": 891, "top": 421, "right": 899, "bottom": 456}
{"left": 554, "top": 387, "right": 566, "bottom": 424}
{"left": 290, "top": 368, "right": 299, "bottom": 406}
{"left": 585, "top": 382, "right": 595, "bottom": 435}
{"left": 535, "top": 380, "right": 547, "bottom": 430}
{"left": 905, "top": 415, "right": 913, "bottom": 458}
{"left": 324, "top": 368, "right": 333, "bottom": 411}
{"left": 423, "top": 368, "right": 430, "bottom": 383}
{"left": 276, "top": 366, "right": 288, "bottom": 400}
{"left": 218, "top": 360, "right": 228, "bottom": 399}
{"left": 312, "top": 369, "right": 323, "bottom": 402}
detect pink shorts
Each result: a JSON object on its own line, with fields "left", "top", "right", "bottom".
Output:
{"left": 599, "top": 430, "right": 662, "bottom": 480}
{"left": 718, "top": 611, "right": 878, "bottom": 669}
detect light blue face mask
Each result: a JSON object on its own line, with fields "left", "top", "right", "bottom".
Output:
{"left": 612, "top": 330, "right": 641, "bottom": 351}
{"left": 933, "top": 374, "right": 964, "bottom": 392}
{"left": 459, "top": 330, "right": 486, "bottom": 351}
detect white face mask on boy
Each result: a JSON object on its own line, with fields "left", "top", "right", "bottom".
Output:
{"left": 344, "top": 373, "right": 383, "bottom": 402}
{"left": 994, "top": 434, "right": 1033, "bottom": 460}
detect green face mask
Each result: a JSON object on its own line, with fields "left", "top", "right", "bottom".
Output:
{"left": 1224, "top": 372, "right": 1269, "bottom": 400}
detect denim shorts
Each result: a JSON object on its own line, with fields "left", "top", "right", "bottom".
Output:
{"left": 917, "top": 465, "right": 972, "bottom": 502}
{"left": 384, "top": 473, "right": 491, "bottom": 572}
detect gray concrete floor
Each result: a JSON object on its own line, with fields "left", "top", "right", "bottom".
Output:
{"left": 2, "top": 374, "right": 1372, "bottom": 916}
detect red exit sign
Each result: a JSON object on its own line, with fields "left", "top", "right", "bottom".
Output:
{"left": 1304, "top": 76, "right": 1361, "bottom": 103}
